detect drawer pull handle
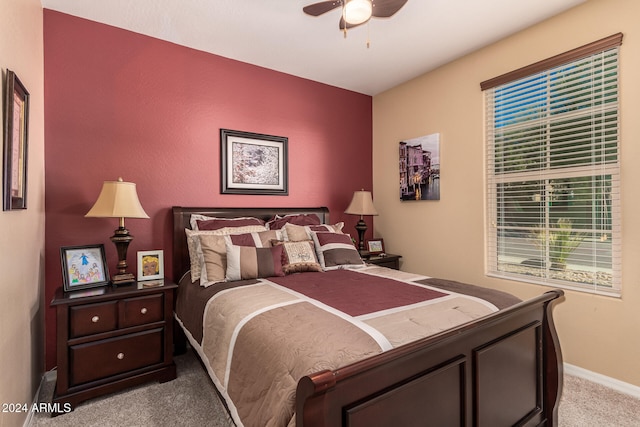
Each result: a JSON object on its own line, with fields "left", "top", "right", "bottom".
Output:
{"left": 117, "top": 353, "right": 125, "bottom": 360}
{"left": 91, "top": 316, "right": 99, "bottom": 323}
{"left": 141, "top": 307, "right": 148, "bottom": 314}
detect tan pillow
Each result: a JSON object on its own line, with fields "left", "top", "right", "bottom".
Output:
{"left": 283, "top": 222, "right": 344, "bottom": 242}
{"left": 185, "top": 229, "right": 220, "bottom": 282}
{"left": 198, "top": 234, "right": 228, "bottom": 286}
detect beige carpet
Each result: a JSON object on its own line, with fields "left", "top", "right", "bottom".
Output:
{"left": 32, "top": 350, "right": 640, "bottom": 426}
{"left": 32, "top": 351, "right": 234, "bottom": 427}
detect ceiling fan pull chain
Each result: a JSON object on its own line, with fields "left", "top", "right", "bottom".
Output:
{"left": 343, "top": 3, "right": 348, "bottom": 38}
{"left": 367, "top": 21, "right": 370, "bottom": 48}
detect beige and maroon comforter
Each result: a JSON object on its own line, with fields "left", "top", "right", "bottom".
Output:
{"left": 175, "top": 266, "right": 520, "bottom": 427}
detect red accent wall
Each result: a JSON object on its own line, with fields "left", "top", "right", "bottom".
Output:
{"left": 43, "top": 10, "right": 372, "bottom": 369}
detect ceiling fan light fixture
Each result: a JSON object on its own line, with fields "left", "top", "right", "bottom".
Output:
{"left": 343, "top": 0, "right": 372, "bottom": 25}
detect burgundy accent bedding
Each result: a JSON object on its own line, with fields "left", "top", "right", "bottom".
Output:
{"left": 196, "top": 217, "right": 266, "bottom": 230}
{"left": 174, "top": 266, "right": 521, "bottom": 427}
{"left": 268, "top": 270, "right": 447, "bottom": 316}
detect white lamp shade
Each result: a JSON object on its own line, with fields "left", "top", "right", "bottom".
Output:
{"left": 345, "top": 190, "right": 378, "bottom": 216}
{"left": 344, "top": 0, "right": 373, "bottom": 25}
{"left": 85, "top": 178, "right": 149, "bottom": 219}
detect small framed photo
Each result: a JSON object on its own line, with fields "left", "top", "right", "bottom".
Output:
{"left": 220, "top": 128, "right": 288, "bottom": 195}
{"left": 137, "top": 250, "right": 164, "bottom": 281}
{"left": 366, "top": 239, "right": 385, "bottom": 255}
{"left": 60, "top": 244, "right": 110, "bottom": 292}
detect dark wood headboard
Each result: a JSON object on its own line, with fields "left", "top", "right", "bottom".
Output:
{"left": 172, "top": 206, "right": 330, "bottom": 282}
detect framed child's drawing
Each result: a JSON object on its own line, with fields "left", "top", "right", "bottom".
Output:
{"left": 60, "top": 244, "right": 110, "bottom": 292}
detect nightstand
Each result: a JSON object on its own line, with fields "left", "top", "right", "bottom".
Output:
{"left": 50, "top": 280, "right": 177, "bottom": 414}
{"left": 366, "top": 253, "right": 402, "bottom": 270}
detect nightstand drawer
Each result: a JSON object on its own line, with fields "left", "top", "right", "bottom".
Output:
{"left": 70, "top": 328, "right": 164, "bottom": 386}
{"left": 373, "top": 259, "right": 398, "bottom": 269}
{"left": 121, "top": 294, "right": 163, "bottom": 328}
{"left": 69, "top": 301, "right": 118, "bottom": 338}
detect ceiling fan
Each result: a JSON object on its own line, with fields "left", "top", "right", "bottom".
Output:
{"left": 303, "top": 0, "right": 408, "bottom": 34}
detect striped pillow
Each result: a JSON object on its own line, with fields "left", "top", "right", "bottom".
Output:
{"left": 187, "top": 228, "right": 281, "bottom": 284}
{"left": 312, "top": 232, "right": 364, "bottom": 270}
{"left": 225, "top": 243, "right": 285, "bottom": 281}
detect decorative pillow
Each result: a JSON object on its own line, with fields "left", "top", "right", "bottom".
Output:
{"left": 312, "top": 232, "right": 364, "bottom": 270}
{"left": 266, "top": 214, "right": 321, "bottom": 230}
{"left": 190, "top": 214, "right": 217, "bottom": 230}
{"left": 198, "top": 230, "right": 283, "bottom": 287}
{"left": 185, "top": 226, "right": 274, "bottom": 282}
{"left": 190, "top": 214, "right": 264, "bottom": 230}
{"left": 283, "top": 222, "right": 344, "bottom": 242}
{"left": 225, "top": 243, "right": 285, "bottom": 281}
{"left": 185, "top": 229, "right": 221, "bottom": 282}
{"left": 227, "top": 229, "right": 282, "bottom": 247}
{"left": 197, "top": 233, "right": 228, "bottom": 286}
{"left": 276, "top": 241, "right": 323, "bottom": 274}
{"left": 196, "top": 217, "right": 266, "bottom": 231}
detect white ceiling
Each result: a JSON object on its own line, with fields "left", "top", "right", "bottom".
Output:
{"left": 40, "top": 0, "right": 586, "bottom": 95}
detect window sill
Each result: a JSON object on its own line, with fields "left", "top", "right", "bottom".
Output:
{"left": 486, "top": 271, "right": 621, "bottom": 298}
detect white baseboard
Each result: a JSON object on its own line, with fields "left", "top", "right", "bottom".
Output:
{"left": 564, "top": 363, "right": 640, "bottom": 399}
{"left": 44, "top": 370, "right": 57, "bottom": 382}
{"left": 23, "top": 369, "right": 57, "bottom": 427}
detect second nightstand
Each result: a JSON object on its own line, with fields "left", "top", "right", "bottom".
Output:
{"left": 366, "top": 253, "right": 402, "bottom": 270}
{"left": 50, "top": 280, "right": 177, "bottom": 414}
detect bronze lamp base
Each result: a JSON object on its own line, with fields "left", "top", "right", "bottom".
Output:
{"left": 110, "top": 226, "right": 136, "bottom": 285}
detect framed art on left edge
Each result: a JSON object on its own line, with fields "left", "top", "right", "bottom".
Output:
{"left": 220, "top": 128, "right": 288, "bottom": 195}
{"left": 3, "top": 70, "right": 30, "bottom": 211}
{"left": 60, "top": 244, "right": 111, "bottom": 292}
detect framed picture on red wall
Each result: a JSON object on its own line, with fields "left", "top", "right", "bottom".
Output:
{"left": 220, "top": 128, "right": 288, "bottom": 195}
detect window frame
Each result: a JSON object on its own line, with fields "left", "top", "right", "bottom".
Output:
{"left": 482, "top": 34, "right": 623, "bottom": 296}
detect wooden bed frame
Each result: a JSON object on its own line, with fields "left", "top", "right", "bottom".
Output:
{"left": 172, "top": 206, "right": 564, "bottom": 427}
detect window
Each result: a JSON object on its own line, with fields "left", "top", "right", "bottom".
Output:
{"left": 482, "top": 34, "right": 622, "bottom": 296}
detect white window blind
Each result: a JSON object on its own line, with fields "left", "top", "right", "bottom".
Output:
{"left": 483, "top": 35, "right": 622, "bottom": 295}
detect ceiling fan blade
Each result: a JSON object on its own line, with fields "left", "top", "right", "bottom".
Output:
{"left": 303, "top": 1, "right": 343, "bottom": 16}
{"left": 371, "top": 0, "right": 408, "bottom": 18}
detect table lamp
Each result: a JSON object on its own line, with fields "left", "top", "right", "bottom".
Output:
{"left": 344, "top": 189, "right": 378, "bottom": 252}
{"left": 85, "top": 177, "right": 149, "bottom": 285}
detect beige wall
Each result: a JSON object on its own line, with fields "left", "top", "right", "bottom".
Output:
{"left": 0, "top": 0, "right": 45, "bottom": 425}
{"left": 373, "top": 0, "right": 640, "bottom": 387}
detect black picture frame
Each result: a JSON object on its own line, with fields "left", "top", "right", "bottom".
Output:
{"left": 220, "top": 128, "right": 288, "bottom": 195}
{"left": 3, "top": 70, "right": 30, "bottom": 210}
{"left": 60, "top": 244, "right": 111, "bottom": 292}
